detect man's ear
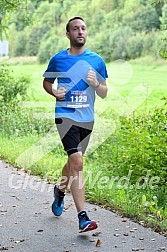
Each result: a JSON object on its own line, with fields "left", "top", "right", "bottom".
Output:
{"left": 66, "top": 32, "right": 70, "bottom": 39}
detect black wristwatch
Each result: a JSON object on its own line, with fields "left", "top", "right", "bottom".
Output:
{"left": 95, "top": 81, "right": 100, "bottom": 89}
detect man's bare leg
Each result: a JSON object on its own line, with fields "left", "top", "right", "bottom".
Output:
{"left": 59, "top": 161, "right": 70, "bottom": 191}
{"left": 68, "top": 152, "right": 85, "bottom": 212}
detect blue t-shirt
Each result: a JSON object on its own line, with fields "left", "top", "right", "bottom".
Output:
{"left": 43, "top": 48, "right": 108, "bottom": 122}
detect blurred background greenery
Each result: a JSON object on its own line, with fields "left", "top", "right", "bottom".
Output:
{"left": 0, "top": 0, "right": 167, "bottom": 232}
{"left": 0, "top": 0, "right": 167, "bottom": 62}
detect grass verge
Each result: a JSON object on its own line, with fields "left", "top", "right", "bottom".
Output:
{"left": 0, "top": 59, "right": 166, "bottom": 235}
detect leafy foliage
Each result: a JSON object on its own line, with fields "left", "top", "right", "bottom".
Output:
{"left": 0, "top": 64, "right": 29, "bottom": 105}
{"left": 90, "top": 103, "right": 167, "bottom": 188}
{"left": 0, "top": 64, "right": 52, "bottom": 136}
{"left": 0, "top": 0, "right": 32, "bottom": 37}
{"left": 1, "top": 0, "right": 165, "bottom": 62}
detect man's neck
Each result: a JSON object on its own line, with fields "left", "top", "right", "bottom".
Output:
{"left": 68, "top": 46, "right": 85, "bottom": 56}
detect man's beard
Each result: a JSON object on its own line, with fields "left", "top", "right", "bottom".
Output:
{"left": 70, "top": 37, "right": 86, "bottom": 47}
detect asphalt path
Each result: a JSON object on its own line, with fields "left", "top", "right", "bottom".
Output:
{"left": 0, "top": 160, "right": 166, "bottom": 252}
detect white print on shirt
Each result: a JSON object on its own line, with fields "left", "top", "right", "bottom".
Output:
{"left": 67, "top": 90, "right": 90, "bottom": 109}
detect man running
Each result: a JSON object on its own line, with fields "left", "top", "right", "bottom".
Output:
{"left": 43, "top": 16, "right": 108, "bottom": 233}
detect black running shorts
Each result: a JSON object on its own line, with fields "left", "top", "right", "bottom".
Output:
{"left": 55, "top": 118, "right": 94, "bottom": 156}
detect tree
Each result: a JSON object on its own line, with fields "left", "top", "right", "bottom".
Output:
{"left": 159, "top": 3, "right": 167, "bottom": 58}
{"left": 0, "top": 0, "right": 32, "bottom": 37}
{"left": 153, "top": 0, "right": 167, "bottom": 59}
{"left": 15, "top": 31, "right": 27, "bottom": 56}
{"left": 123, "top": 4, "right": 160, "bottom": 32}
{"left": 2, "top": 0, "right": 166, "bottom": 61}
{"left": 26, "top": 25, "right": 48, "bottom": 56}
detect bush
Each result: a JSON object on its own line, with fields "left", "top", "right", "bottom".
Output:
{"left": 1, "top": 106, "right": 52, "bottom": 137}
{"left": 109, "top": 26, "right": 133, "bottom": 60}
{"left": 0, "top": 64, "right": 52, "bottom": 136}
{"left": 124, "top": 6, "right": 160, "bottom": 33}
{"left": 126, "top": 33, "right": 144, "bottom": 59}
{"left": 0, "top": 64, "right": 29, "bottom": 107}
{"left": 37, "top": 33, "right": 67, "bottom": 63}
{"left": 90, "top": 102, "right": 167, "bottom": 187}
{"left": 142, "top": 31, "right": 163, "bottom": 58}
{"left": 88, "top": 32, "right": 112, "bottom": 63}
{"left": 26, "top": 25, "right": 49, "bottom": 56}
{"left": 15, "top": 32, "right": 28, "bottom": 56}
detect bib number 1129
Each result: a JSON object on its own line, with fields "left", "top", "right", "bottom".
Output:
{"left": 70, "top": 95, "right": 87, "bottom": 103}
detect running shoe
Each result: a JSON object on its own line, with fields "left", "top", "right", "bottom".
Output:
{"left": 78, "top": 210, "right": 98, "bottom": 233}
{"left": 52, "top": 184, "right": 65, "bottom": 216}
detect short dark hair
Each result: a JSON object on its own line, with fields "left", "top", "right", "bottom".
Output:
{"left": 66, "top": 17, "right": 85, "bottom": 32}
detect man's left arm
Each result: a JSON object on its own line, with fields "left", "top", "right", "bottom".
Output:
{"left": 95, "top": 81, "right": 108, "bottom": 99}
{"left": 87, "top": 67, "right": 108, "bottom": 99}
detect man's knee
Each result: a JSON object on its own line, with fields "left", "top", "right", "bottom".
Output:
{"left": 68, "top": 152, "right": 83, "bottom": 172}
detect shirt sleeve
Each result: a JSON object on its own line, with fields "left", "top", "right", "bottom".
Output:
{"left": 97, "top": 59, "right": 108, "bottom": 84}
{"left": 43, "top": 56, "right": 57, "bottom": 83}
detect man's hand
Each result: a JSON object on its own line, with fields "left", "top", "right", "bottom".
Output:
{"left": 52, "top": 86, "right": 66, "bottom": 100}
{"left": 86, "top": 67, "right": 99, "bottom": 88}
{"left": 43, "top": 80, "right": 66, "bottom": 100}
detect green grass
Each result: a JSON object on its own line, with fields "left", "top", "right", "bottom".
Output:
{"left": 1, "top": 57, "right": 167, "bottom": 234}
{"left": 0, "top": 133, "right": 41, "bottom": 163}
{"left": 10, "top": 56, "right": 167, "bottom": 107}
{"left": 108, "top": 59, "right": 167, "bottom": 112}
{"left": 9, "top": 57, "right": 167, "bottom": 125}
{"left": 1, "top": 131, "right": 166, "bottom": 231}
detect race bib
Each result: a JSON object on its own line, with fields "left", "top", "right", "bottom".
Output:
{"left": 66, "top": 90, "right": 89, "bottom": 108}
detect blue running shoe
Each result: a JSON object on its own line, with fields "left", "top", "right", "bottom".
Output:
{"left": 78, "top": 210, "right": 98, "bottom": 233}
{"left": 52, "top": 184, "right": 65, "bottom": 216}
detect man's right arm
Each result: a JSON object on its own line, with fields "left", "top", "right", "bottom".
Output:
{"left": 43, "top": 79, "right": 66, "bottom": 100}
{"left": 43, "top": 79, "right": 55, "bottom": 97}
